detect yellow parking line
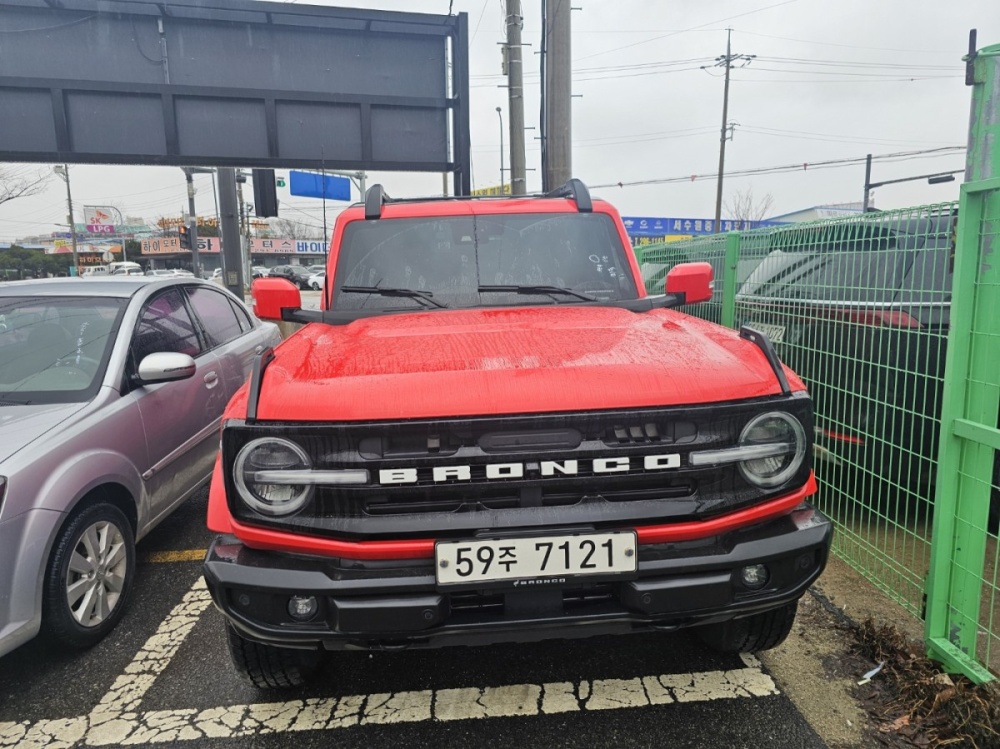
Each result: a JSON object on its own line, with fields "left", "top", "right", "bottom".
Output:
{"left": 143, "top": 549, "right": 207, "bottom": 563}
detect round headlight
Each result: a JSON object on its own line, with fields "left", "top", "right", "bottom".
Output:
{"left": 234, "top": 438, "right": 313, "bottom": 516}
{"left": 738, "top": 412, "right": 807, "bottom": 488}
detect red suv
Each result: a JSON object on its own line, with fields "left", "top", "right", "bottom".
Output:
{"left": 202, "top": 180, "right": 832, "bottom": 688}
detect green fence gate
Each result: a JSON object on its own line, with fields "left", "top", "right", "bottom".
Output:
{"left": 924, "top": 177, "right": 1000, "bottom": 684}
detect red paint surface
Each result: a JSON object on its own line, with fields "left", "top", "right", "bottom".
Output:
{"left": 227, "top": 306, "right": 804, "bottom": 423}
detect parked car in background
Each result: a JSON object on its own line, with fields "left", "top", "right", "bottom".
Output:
{"left": 267, "top": 264, "right": 311, "bottom": 289}
{"left": 735, "top": 212, "right": 959, "bottom": 496}
{"left": 0, "top": 277, "right": 281, "bottom": 658}
{"left": 111, "top": 266, "right": 144, "bottom": 277}
{"left": 307, "top": 271, "right": 324, "bottom": 290}
{"left": 306, "top": 264, "right": 326, "bottom": 276}
{"left": 251, "top": 266, "right": 269, "bottom": 279}
{"left": 145, "top": 269, "right": 175, "bottom": 277}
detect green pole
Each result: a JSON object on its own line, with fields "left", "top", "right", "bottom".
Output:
{"left": 924, "top": 40, "right": 1000, "bottom": 684}
{"left": 720, "top": 231, "right": 741, "bottom": 329}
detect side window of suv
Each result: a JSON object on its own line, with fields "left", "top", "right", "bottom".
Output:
{"left": 185, "top": 286, "right": 244, "bottom": 347}
{"left": 131, "top": 288, "right": 203, "bottom": 364}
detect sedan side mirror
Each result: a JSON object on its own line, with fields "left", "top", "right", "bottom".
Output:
{"left": 252, "top": 277, "right": 302, "bottom": 321}
{"left": 665, "top": 262, "right": 714, "bottom": 305}
{"left": 136, "top": 352, "right": 197, "bottom": 385}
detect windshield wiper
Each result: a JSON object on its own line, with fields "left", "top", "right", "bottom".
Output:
{"left": 477, "top": 285, "right": 597, "bottom": 302}
{"left": 339, "top": 286, "right": 448, "bottom": 309}
{"left": 0, "top": 397, "right": 31, "bottom": 406}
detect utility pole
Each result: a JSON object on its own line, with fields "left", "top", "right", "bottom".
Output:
{"left": 52, "top": 165, "right": 78, "bottom": 275}
{"left": 505, "top": 0, "right": 527, "bottom": 195}
{"left": 862, "top": 153, "right": 873, "bottom": 211}
{"left": 497, "top": 107, "right": 505, "bottom": 189}
{"left": 217, "top": 168, "right": 245, "bottom": 298}
{"left": 544, "top": 0, "right": 572, "bottom": 189}
{"left": 710, "top": 29, "right": 754, "bottom": 230}
{"left": 182, "top": 168, "right": 201, "bottom": 278}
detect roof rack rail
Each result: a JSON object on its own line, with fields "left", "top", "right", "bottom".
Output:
{"left": 364, "top": 184, "right": 389, "bottom": 220}
{"left": 545, "top": 178, "right": 592, "bottom": 213}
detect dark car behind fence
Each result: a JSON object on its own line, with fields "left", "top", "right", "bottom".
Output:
{"left": 639, "top": 195, "right": 1000, "bottom": 683}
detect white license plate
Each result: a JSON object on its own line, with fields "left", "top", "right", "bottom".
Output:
{"left": 435, "top": 532, "right": 637, "bottom": 586}
{"left": 750, "top": 321, "right": 786, "bottom": 343}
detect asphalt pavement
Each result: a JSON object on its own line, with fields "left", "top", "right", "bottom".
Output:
{"left": 0, "top": 486, "right": 829, "bottom": 748}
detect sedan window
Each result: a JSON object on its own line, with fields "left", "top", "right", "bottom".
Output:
{"left": 0, "top": 296, "right": 124, "bottom": 403}
{"left": 185, "top": 286, "right": 244, "bottom": 347}
{"left": 131, "top": 288, "right": 203, "bottom": 364}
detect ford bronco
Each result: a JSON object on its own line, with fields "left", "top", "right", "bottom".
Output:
{"left": 202, "top": 180, "right": 832, "bottom": 688}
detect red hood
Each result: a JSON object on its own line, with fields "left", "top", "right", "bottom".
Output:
{"left": 230, "top": 306, "right": 804, "bottom": 422}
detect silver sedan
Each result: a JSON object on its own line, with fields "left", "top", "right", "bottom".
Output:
{"left": 0, "top": 277, "right": 280, "bottom": 658}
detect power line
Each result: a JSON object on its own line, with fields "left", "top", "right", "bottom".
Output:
{"left": 592, "top": 147, "right": 966, "bottom": 189}
{"left": 573, "top": 0, "right": 801, "bottom": 62}
{"left": 736, "top": 29, "right": 957, "bottom": 55}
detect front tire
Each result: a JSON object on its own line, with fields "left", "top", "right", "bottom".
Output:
{"left": 42, "top": 502, "right": 136, "bottom": 649}
{"left": 226, "top": 623, "right": 323, "bottom": 688}
{"left": 697, "top": 601, "right": 798, "bottom": 653}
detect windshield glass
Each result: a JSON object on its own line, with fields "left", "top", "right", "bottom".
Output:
{"left": 0, "top": 296, "right": 126, "bottom": 404}
{"left": 332, "top": 212, "right": 638, "bottom": 310}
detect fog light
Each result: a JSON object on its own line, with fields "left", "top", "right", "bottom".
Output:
{"left": 288, "top": 595, "right": 319, "bottom": 621}
{"left": 740, "top": 564, "right": 769, "bottom": 590}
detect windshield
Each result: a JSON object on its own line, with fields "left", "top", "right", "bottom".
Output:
{"left": 0, "top": 296, "right": 126, "bottom": 404}
{"left": 332, "top": 212, "right": 638, "bottom": 310}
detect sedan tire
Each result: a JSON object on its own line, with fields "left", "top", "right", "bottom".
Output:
{"left": 42, "top": 502, "right": 136, "bottom": 650}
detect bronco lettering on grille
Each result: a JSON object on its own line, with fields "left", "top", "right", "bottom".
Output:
{"left": 378, "top": 453, "right": 681, "bottom": 485}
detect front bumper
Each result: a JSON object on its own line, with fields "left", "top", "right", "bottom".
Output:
{"left": 203, "top": 504, "right": 832, "bottom": 651}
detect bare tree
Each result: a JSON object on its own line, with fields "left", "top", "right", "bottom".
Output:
{"left": 0, "top": 165, "right": 51, "bottom": 208}
{"left": 724, "top": 186, "right": 775, "bottom": 229}
{"left": 264, "top": 218, "right": 325, "bottom": 239}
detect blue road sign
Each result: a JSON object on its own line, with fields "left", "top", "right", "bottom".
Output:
{"left": 289, "top": 171, "right": 352, "bottom": 201}
{"left": 622, "top": 216, "right": 786, "bottom": 237}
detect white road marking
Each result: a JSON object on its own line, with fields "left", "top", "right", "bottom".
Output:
{"left": 0, "top": 576, "right": 784, "bottom": 746}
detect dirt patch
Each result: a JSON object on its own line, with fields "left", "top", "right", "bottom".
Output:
{"left": 763, "top": 556, "right": 1000, "bottom": 748}
{"left": 759, "top": 589, "right": 877, "bottom": 748}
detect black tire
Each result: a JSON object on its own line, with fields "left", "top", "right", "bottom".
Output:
{"left": 42, "top": 502, "right": 136, "bottom": 650}
{"left": 226, "top": 623, "right": 323, "bottom": 688}
{"left": 697, "top": 601, "right": 798, "bottom": 653}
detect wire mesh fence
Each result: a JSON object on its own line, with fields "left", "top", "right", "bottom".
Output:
{"left": 638, "top": 198, "right": 1000, "bottom": 680}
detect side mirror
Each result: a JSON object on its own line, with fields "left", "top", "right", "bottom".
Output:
{"left": 137, "top": 352, "right": 196, "bottom": 384}
{"left": 665, "top": 262, "right": 713, "bottom": 305}
{"left": 252, "top": 277, "right": 301, "bottom": 321}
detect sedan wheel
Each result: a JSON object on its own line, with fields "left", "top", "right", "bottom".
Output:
{"left": 42, "top": 502, "right": 136, "bottom": 649}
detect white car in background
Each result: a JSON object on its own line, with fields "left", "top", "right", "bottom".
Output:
{"left": 307, "top": 271, "right": 325, "bottom": 290}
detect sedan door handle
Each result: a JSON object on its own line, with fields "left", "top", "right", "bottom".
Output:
{"left": 203, "top": 371, "right": 219, "bottom": 388}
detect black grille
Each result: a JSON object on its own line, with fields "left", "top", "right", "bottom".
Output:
{"left": 223, "top": 395, "right": 813, "bottom": 541}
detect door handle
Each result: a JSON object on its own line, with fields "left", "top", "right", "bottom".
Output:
{"left": 254, "top": 345, "right": 265, "bottom": 354}
{"left": 204, "top": 371, "right": 219, "bottom": 388}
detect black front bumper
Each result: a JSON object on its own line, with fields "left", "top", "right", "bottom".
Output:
{"left": 203, "top": 504, "right": 832, "bottom": 651}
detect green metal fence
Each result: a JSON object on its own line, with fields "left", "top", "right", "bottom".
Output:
{"left": 637, "top": 196, "right": 999, "bottom": 682}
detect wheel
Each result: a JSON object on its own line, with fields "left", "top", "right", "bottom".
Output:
{"left": 696, "top": 601, "right": 798, "bottom": 653}
{"left": 311, "top": 282, "right": 321, "bottom": 290}
{"left": 225, "top": 623, "right": 323, "bottom": 688}
{"left": 42, "top": 502, "right": 135, "bottom": 649}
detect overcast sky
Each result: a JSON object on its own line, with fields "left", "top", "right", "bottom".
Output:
{"left": 1, "top": 0, "right": 994, "bottom": 241}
